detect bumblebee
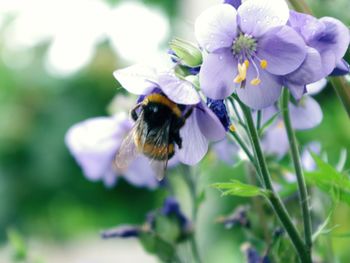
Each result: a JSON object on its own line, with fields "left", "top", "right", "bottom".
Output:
{"left": 115, "top": 92, "right": 192, "bottom": 179}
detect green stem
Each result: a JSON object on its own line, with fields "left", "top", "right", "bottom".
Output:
{"left": 281, "top": 89, "right": 313, "bottom": 253}
{"left": 236, "top": 96, "right": 311, "bottom": 263}
{"left": 183, "top": 167, "right": 202, "bottom": 263}
{"left": 256, "top": 110, "right": 262, "bottom": 131}
{"left": 288, "top": 0, "right": 312, "bottom": 14}
{"left": 330, "top": 77, "right": 350, "bottom": 117}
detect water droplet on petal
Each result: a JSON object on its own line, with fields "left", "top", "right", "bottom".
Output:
{"left": 219, "top": 56, "right": 223, "bottom": 60}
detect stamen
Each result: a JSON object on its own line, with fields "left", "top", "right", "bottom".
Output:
{"left": 250, "top": 59, "right": 262, "bottom": 86}
{"left": 229, "top": 124, "right": 236, "bottom": 132}
{"left": 234, "top": 61, "right": 248, "bottom": 83}
{"left": 250, "top": 78, "right": 261, "bottom": 86}
{"left": 260, "top": 60, "right": 268, "bottom": 69}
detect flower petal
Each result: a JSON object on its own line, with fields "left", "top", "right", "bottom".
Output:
{"left": 257, "top": 26, "right": 307, "bottom": 75}
{"left": 178, "top": 111, "right": 209, "bottom": 165}
{"left": 286, "top": 82, "right": 306, "bottom": 101}
{"left": 236, "top": 68, "right": 282, "bottom": 110}
{"left": 157, "top": 73, "right": 201, "bottom": 105}
{"left": 238, "top": 0, "right": 289, "bottom": 37}
{"left": 306, "top": 78, "right": 327, "bottom": 95}
{"left": 301, "top": 142, "right": 321, "bottom": 171}
{"left": 224, "top": 0, "right": 241, "bottom": 9}
{"left": 212, "top": 138, "right": 238, "bottom": 165}
{"left": 124, "top": 156, "right": 159, "bottom": 189}
{"left": 196, "top": 103, "right": 226, "bottom": 141}
{"left": 65, "top": 114, "right": 132, "bottom": 181}
{"left": 199, "top": 49, "right": 237, "bottom": 99}
{"left": 331, "top": 59, "right": 350, "bottom": 76}
{"left": 290, "top": 96, "right": 323, "bottom": 130}
{"left": 113, "top": 64, "right": 158, "bottom": 95}
{"left": 195, "top": 4, "right": 237, "bottom": 52}
{"left": 261, "top": 121, "right": 289, "bottom": 159}
{"left": 288, "top": 11, "right": 325, "bottom": 43}
{"left": 284, "top": 47, "right": 323, "bottom": 85}
{"left": 316, "top": 17, "right": 350, "bottom": 63}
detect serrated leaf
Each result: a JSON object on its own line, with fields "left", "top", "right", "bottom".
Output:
{"left": 305, "top": 151, "right": 350, "bottom": 205}
{"left": 212, "top": 180, "right": 269, "bottom": 198}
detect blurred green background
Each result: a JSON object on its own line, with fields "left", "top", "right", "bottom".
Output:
{"left": 0, "top": 0, "right": 349, "bottom": 262}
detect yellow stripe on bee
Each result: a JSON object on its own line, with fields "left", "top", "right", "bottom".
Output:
{"left": 143, "top": 93, "right": 182, "bottom": 117}
{"left": 134, "top": 134, "right": 174, "bottom": 160}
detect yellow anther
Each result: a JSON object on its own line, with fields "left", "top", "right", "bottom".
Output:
{"left": 229, "top": 124, "right": 236, "bottom": 132}
{"left": 260, "top": 60, "right": 268, "bottom": 69}
{"left": 234, "top": 62, "right": 248, "bottom": 83}
{"left": 234, "top": 75, "right": 244, "bottom": 83}
{"left": 244, "top": 59, "right": 250, "bottom": 69}
{"left": 250, "top": 78, "right": 261, "bottom": 86}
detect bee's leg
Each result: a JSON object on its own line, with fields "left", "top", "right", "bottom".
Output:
{"left": 174, "top": 133, "right": 182, "bottom": 149}
{"left": 130, "top": 103, "right": 142, "bottom": 121}
{"left": 183, "top": 107, "right": 193, "bottom": 120}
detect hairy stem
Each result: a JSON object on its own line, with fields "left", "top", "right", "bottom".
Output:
{"left": 234, "top": 95, "right": 311, "bottom": 262}
{"left": 281, "top": 89, "right": 313, "bottom": 253}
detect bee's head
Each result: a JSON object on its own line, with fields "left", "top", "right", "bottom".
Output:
{"left": 143, "top": 102, "right": 172, "bottom": 127}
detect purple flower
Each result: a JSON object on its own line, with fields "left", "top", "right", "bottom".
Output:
{"left": 195, "top": 1, "right": 307, "bottom": 109}
{"left": 113, "top": 64, "right": 226, "bottom": 165}
{"left": 241, "top": 243, "right": 270, "bottom": 263}
{"left": 216, "top": 206, "right": 250, "bottom": 229}
{"left": 224, "top": 0, "right": 241, "bottom": 9}
{"left": 65, "top": 113, "right": 159, "bottom": 189}
{"left": 212, "top": 138, "right": 239, "bottom": 165}
{"left": 284, "top": 11, "right": 350, "bottom": 99}
{"left": 161, "top": 197, "right": 190, "bottom": 231}
{"left": 261, "top": 96, "right": 322, "bottom": 158}
{"left": 101, "top": 225, "right": 140, "bottom": 239}
{"left": 331, "top": 59, "right": 350, "bottom": 76}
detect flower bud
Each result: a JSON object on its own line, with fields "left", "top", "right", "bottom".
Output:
{"left": 169, "top": 38, "right": 202, "bottom": 67}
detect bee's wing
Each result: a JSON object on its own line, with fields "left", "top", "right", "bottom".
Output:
{"left": 114, "top": 117, "right": 145, "bottom": 171}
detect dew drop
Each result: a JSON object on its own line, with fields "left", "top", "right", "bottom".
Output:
{"left": 257, "top": 20, "right": 261, "bottom": 24}
{"left": 219, "top": 56, "right": 223, "bottom": 60}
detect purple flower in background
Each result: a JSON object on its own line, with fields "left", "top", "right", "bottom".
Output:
{"left": 65, "top": 113, "right": 159, "bottom": 189}
{"left": 161, "top": 197, "right": 191, "bottom": 231}
{"left": 212, "top": 138, "right": 239, "bottom": 165}
{"left": 224, "top": 0, "right": 241, "bottom": 9}
{"left": 114, "top": 64, "right": 226, "bottom": 165}
{"left": 101, "top": 225, "right": 140, "bottom": 239}
{"left": 284, "top": 11, "right": 350, "bottom": 99}
{"left": 262, "top": 96, "right": 323, "bottom": 158}
{"left": 241, "top": 243, "right": 270, "bottom": 263}
{"left": 195, "top": 1, "right": 307, "bottom": 109}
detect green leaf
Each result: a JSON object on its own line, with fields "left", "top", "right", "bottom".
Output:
{"left": 139, "top": 232, "right": 176, "bottom": 262}
{"left": 304, "top": 151, "right": 350, "bottom": 205}
{"left": 312, "top": 207, "right": 338, "bottom": 242}
{"left": 258, "top": 111, "right": 280, "bottom": 136}
{"left": 154, "top": 215, "right": 181, "bottom": 244}
{"left": 212, "top": 180, "right": 270, "bottom": 198}
{"left": 7, "top": 228, "right": 27, "bottom": 261}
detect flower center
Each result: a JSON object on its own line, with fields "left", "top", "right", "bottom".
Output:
{"left": 232, "top": 34, "right": 268, "bottom": 87}
{"left": 232, "top": 34, "right": 257, "bottom": 58}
